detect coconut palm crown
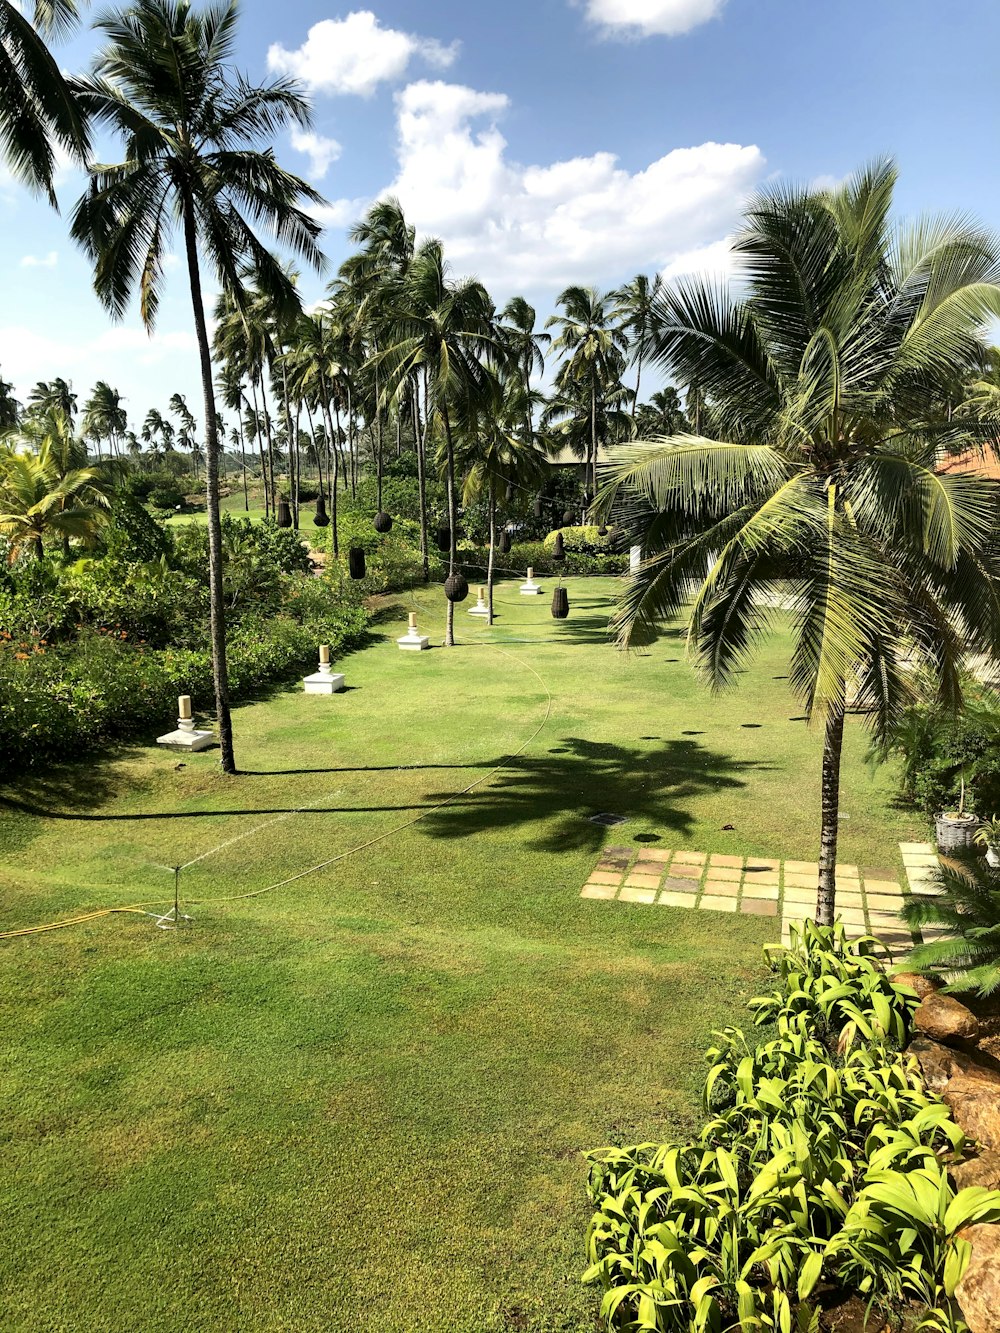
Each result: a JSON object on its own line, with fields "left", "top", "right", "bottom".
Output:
{"left": 598, "top": 161, "right": 1000, "bottom": 924}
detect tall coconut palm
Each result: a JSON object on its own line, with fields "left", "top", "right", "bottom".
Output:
{"left": 82, "top": 379, "right": 127, "bottom": 459}
{"left": 168, "top": 391, "right": 199, "bottom": 479}
{"left": 376, "top": 238, "right": 495, "bottom": 646}
{"left": 547, "top": 286, "right": 628, "bottom": 503}
{"left": 635, "top": 386, "right": 688, "bottom": 438}
{"left": 70, "top": 0, "right": 325, "bottom": 775}
{"left": 611, "top": 273, "right": 662, "bottom": 422}
{"left": 499, "top": 296, "right": 549, "bottom": 436}
{"left": 28, "top": 376, "right": 76, "bottom": 420}
{"left": 0, "top": 0, "right": 89, "bottom": 205}
{"left": 0, "top": 371, "right": 21, "bottom": 432}
{"left": 598, "top": 161, "right": 1000, "bottom": 925}
{"left": 458, "top": 369, "right": 548, "bottom": 623}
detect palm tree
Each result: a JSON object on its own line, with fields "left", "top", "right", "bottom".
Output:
{"left": 28, "top": 377, "right": 76, "bottom": 420}
{"left": 459, "top": 369, "right": 548, "bottom": 623}
{"left": 598, "top": 161, "right": 1000, "bottom": 925}
{"left": 635, "top": 386, "right": 687, "bottom": 438}
{"left": 547, "top": 286, "right": 627, "bottom": 502}
{"left": 0, "top": 370, "right": 21, "bottom": 432}
{"left": 70, "top": 0, "right": 325, "bottom": 775}
{"left": 0, "top": 418, "right": 110, "bottom": 558}
{"left": 0, "top": 0, "right": 89, "bottom": 204}
{"left": 82, "top": 380, "right": 127, "bottom": 459}
{"left": 376, "top": 238, "right": 495, "bottom": 646}
{"left": 168, "top": 391, "right": 199, "bottom": 479}
{"left": 612, "top": 273, "right": 662, "bottom": 422}
{"left": 498, "top": 296, "right": 549, "bottom": 436}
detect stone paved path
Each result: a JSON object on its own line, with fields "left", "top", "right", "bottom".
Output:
{"left": 580, "top": 844, "right": 935, "bottom": 959}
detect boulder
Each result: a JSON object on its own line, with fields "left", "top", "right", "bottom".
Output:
{"left": 913, "top": 993, "right": 981, "bottom": 1044}
{"left": 890, "top": 971, "right": 943, "bottom": 999}
{"left": 951, "top": 1149, "right": 1000, "bottom": 1193}
{"left": 956, "top": 1224, "right": 1000, "bottom": 1333}
{"left": 909, "top": 1037, "right": 1000, "bottom": 1148}
{"left": 910, "top": 1035, "right": 957, "bottom": 1093}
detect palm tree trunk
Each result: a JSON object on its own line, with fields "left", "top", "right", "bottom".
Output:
{"left": 237, "top": 408, "right": 249, "bottom": 512}
{"left": 590, "top": 377, "right": 598, "bottom": 499}
{"left": 248, "top": 378, "right": 268, "bottom": 517}
{"left": 487, "top": 482, "right": 496, "bottom": 626}
{"left": 443, "top": 405, "right": 458, "bottom": 647}
{"left": 816, "top": 702, "right": 845, "bottom": 926}
{"left": 632, "top": 338, "right": 644, "bottom": 424}
{"left": 181, "top": 192, "right": 236, "bottom": 774}
{"left": 261, "top": 369, "right": 276, "bottom": 514}
{"left": 417, "top": 369, "right": 430, "bottom": 582}
{"left": 375, "top": 366, "right": 384, "bottom": 510}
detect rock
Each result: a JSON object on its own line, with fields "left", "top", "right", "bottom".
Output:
{"left": 913, "top": 993, "right": 981, "bottom": 1044}
{"left": 910, "top": 1035, "right": 957, "bottom": 1093}
{"left": 891, "top": 971, "right": 943, "bottom": 999}
{"left": 951, "top": 1149, "right": 1000, "bottom": 1193}
{"left": 956, "top": 1224, "right": 1000, "bottom": 1333}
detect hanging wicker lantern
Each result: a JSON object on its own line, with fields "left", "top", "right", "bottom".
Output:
{"left": 598, "top": 524, "right": 608, "bottom": 538}
{"left": 348, "top": 547, "right": 366, "bottom": 580}
{"left": 374, "top": 511, "right": 393, "bottom": 534}
{"left": 436, "top": 525, "right": 451, "bottom": 553}
{"left": 533, "top": 494, "right": 543, "bottom": 519}
{"left": 562, "top": 509, "right": 575, "bottom": 527}
{"left": 444, "top": 572, "right": 469, "bottom": 603}
{"left": 553, "top": 532, "right": 565, "bottom": 562}
{"left": 313, "top": 496, "right": 330, "bottom": 527}
{"left": 277, "top": 497, "right": 292, "bottom": 528}
{"left": 551, "top": 587, "right": 569, "bottom": 619}
{"left": 500, "top": 528, "right": 512, "bottom": 555}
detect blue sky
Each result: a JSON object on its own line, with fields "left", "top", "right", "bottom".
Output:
{"left": 2, "top": 0, "right": 1000, "bottom": 431}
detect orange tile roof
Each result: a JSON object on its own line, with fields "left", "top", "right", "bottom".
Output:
{"left": 936, "top": 448, "right": 1000, "bottom": 479}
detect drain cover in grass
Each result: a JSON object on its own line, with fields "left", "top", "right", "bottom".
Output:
{"left": 589, "top": 812, "right": 629, "bottom": 827}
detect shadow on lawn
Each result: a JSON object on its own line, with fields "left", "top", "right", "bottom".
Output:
{"left": 418, "top": 735, "right": 766, "bottom": 853}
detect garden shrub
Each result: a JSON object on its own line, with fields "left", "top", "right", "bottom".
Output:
{"left": 584, "top": 922, "right": 1000, "bottom": 1332}
{"left": 877, "top": 691, "right": 1000, "bottom": 818}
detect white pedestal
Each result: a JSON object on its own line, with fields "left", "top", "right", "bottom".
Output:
{"left": 397, "top": 630, "right": 430, "bottom": 651}
{"left": 303, "top": 667, "right": 345, "bottom": 694}
{"left": 520, "top": 579, "right": 542, "bottom": 595}
{"left": 469, "top": 594, "right": 489, "bottom": 616}
{"left": 157, "top": 719, "right": 215, "bottom": 752}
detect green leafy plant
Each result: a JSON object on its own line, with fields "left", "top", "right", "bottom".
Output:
{"left": 903, "top": 857, "right": 1000, "bottom": 994}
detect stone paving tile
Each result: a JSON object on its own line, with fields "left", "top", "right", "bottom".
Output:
{"left": 661, "top": 876, "right": 698, "bottom": 893}
{"left": 900, "top": 842, "right": 934, "bottom": 854}
{"left": 605, "top": 845, "right": 633, "bottom": 856}
{"left": 869, "top": 911, "right": 905, "bottom": 929}
{"left": 783, "top": 884, "right": 818, "bottom": 904}
{"left": 865, "top": 880, "right": 902, "bottom": 896}
{"left": 658, "top": 890, "right": 695, "bottom": 908}
{"left": 903, "top": 854, "right": 940, "bottom": 868}
{"left": 743, "top": 882, "right": 779, "bottom": 900}
{"left": 700, "top": 895, "right": 738, "bottom": 912}
{"left": 639, "top": 848, "right": 672, "bottom": 862}
{"left": 588, "top": 871, "right": 624, "bottom": 886}
{"left": 836, "top": 864, "right": 860, "bottom": 876}
{"left": 597, "top": 858, "right": 630, "bottom": 871}
{"left": 706, "top": 866, "right": 742, "bottom": 882}
{"left": 862, "top": 867, "right": 898, "bottom": 882}
{"left": 625, "top": 873, "right": 662, "bottom": 890}
{"left": 671, "top": 864, "right": 703, "bottom": 879}
{"left": 741, "top": 898, "right": 778, "bottom": 916}
{"left": 581, "top": 883, "right": 618, "bottom": 899}
{"left": 836, "top": 909, "right": 868, "bottom": 927}
{"left": 785, "top": 860, "right": 819, "bottom": 873}
{"left": 703, "top": 879, "right": 740, "bottom": 896}
{"left": 866, "top": 892, "right": 903, "bottom": 912}
{"left": 619, "top": 885, "right": 658, "bottom": 904}
{"left": 743, "top": 871, "right": 780, "bottom": 888}
{"left": 709, "top": 854, "right": 744, "bottom": 869}
{"left": 784, "top": 873, "right": 818, "bottom": 890}
{"left": 746, "top": 857, "right": 781, "bottom": 871}
{"left": 632, "top": 862, "right": 666, "bottom": 877}
{"left": 673, "top": 850, "right": 707, "bottom": 865}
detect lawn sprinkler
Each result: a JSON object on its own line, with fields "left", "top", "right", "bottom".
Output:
{"left": 155, "top": 865, "right": 194, "bottom": 930}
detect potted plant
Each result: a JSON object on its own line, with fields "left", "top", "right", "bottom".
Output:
{"left": 974, "top": 815, "right": 1000, "bottom": 867}
{"left": 934, "top": 775, "right": 978, "bottom": 853}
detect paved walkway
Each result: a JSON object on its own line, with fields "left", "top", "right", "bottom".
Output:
{"left": 580, "top": 844, "right": 926, "bottom": 956}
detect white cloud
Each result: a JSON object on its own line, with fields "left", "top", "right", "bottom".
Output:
{"left": 317, "top": 79, "right": 763, "bottom": 291}
{"left": 267, "top": 11, "right": 458, "bottom": 97}
{"left": 660, "top": 236, "right": 736, "bottom": 283}
{"left": 290, "top": 128, "right": 343, "bottom": 181}
{"left": 578, "top": 0, "right": 726, "bottom": 37}
{"left": 20, "top": 250, "right": 58, "bottom": 269}
{"left": 0, "top": 324, "right": 197, "bottom": 395}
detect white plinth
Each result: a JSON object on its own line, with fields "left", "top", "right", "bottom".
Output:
{"left": 303, "top": 670, "right": 345, "bottom": 694}
{"left": 397, "top": 630, "right": 430, "bottom": 651}
{"left": 469, "top": 596, "right": 489, "bottom": 616}
{"left": 520, "top": 580, "right": 542, "bottom": 595}
{"left": 157, "top": 726, "right": 215, "bottom": 752}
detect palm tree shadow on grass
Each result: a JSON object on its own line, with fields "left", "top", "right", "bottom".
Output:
{"left": 418, "top": 735, "right": 765, "bottom": 852}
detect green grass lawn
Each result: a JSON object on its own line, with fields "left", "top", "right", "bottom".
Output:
{"left": 0, "top": 578, "right": 923, "bottom": 1332}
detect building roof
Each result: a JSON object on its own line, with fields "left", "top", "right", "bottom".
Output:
{"left": 937, "top": 448, "right": 1000, "bottom": 480}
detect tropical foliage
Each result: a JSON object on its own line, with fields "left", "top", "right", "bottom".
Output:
{"left": 903, "top": 857, "right": 1000, "bottom": 995}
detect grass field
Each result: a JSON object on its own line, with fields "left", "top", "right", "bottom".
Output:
{"left": 0, "top": 578, "right": 923, "bottom": 1332}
